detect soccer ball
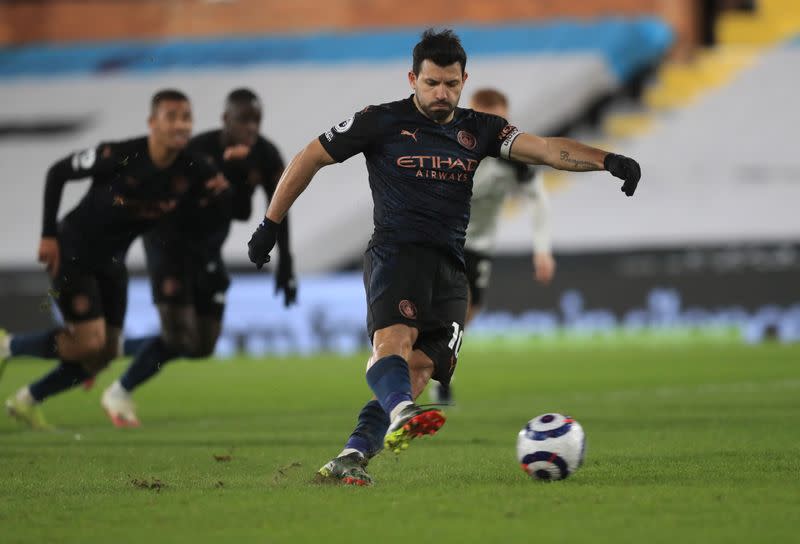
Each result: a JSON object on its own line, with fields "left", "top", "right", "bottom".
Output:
{"left": 517, "top": 413, "right": 586, "bottom": 481}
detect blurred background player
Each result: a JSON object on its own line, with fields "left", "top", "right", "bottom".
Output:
{"left": 247, "top": 29, "right": 641, "bottom": 485}
{"left": 0, "top": 90, "right": 224, "bottom": 429}
{"left": 100, "top": 88, "right": 295, "bottom": 427}
{"left": 431, "top": 88, "right": 555, "bottom": 405}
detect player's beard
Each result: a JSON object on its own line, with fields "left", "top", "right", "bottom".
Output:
{"left": 420, "top": 99, "right": 455, "bottom": 123}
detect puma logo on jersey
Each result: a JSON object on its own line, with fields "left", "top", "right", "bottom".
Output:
{"left": 400, "top": 129, "right": 419, "bottom": 142}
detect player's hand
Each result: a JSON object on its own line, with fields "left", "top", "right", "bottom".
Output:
{"left": 205, "top": 174, "right": 230, "bottom": 196}
{"left": 247, "top": 218, "right": 278, "bottom": 269}
{"left": 533, "top": 252, "right": 556, "bottom": 285}
{"left": 223, "top": 145, "right": 250, "bottom": 161}
{"left": 604, "top": 153, "right": 641, "bottom": 197}
{"left": 38, "top": 237, "right": 60, "bottom": 278}
{"left": 275, "top": 255, "right": 298, "bottom": 307}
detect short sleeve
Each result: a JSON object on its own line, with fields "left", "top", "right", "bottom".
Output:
{"left": 318, "top": 106, "right": 384, "bottom": 163}
{"left": 67, "top": 142, "right": 121, "bottom": 178}
{"left": 479, "top": 113, "right": 522, "bottom": 160}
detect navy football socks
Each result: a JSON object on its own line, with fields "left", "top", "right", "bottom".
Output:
{"left": 365, "top": 355, "right": 413, "bottom": 415}
{"left": 344, "top": 400, "right": 391, "bottom": 457}
{"left": 119, "top": 337, "right": 177, "bottom": 392}
{"left": 28, "top": 361, "right": 89, "bottom": 402}
{"left": 122, "top": 336, "right": 151, "bottom": 357}
{"left": 9, "top": 329, "right": 59, "bottom": 359}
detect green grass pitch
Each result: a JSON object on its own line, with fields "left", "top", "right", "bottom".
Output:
{"left": 1, "top": 341, "right": 798, "bottom": 543}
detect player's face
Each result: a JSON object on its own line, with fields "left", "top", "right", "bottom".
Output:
{"left": 469, "top": 102, "right": 508, "bottom": 120}
{"left": 409, "top": 60, "right": 467, "bottom": 123}
{"left": 223, "top": 101, "right": 262, "bottom": 147}
{"left": 149, "top": 99, "right": 193, "bottom": 151}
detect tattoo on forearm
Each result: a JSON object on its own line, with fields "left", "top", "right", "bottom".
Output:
{"left": 560, "top": 150, "right": 596, "bottom": 170}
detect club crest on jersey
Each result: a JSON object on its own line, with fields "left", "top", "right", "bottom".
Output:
{"left": 398, "top": 299, "right": 417, "bottom": 319}
{"left": 457, "top": 130, "right": 476, "bottom": 150}
{"left": 400, "top": 129, "right": 419, "bottom": 142}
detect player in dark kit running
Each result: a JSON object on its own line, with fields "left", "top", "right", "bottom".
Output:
{"left": 0, "top": 90, "right": 224, "bottom": 429}
{"left": 247, "top": 29, "right": 641, "bottom": 485}
{"left": 101, "top": 88, "right": 296, "bottom": 427}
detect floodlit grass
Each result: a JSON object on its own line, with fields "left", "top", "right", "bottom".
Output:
{"left": 1, "top": 341, "right": 798, "bottom": 543}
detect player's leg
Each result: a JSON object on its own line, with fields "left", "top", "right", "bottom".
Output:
{"left": 317, "top": 245, "right": 436, "bottom": 484}
{"left": 386, "top": 254, "right": 468, "bottom": 452}
{"left": 102, "top": 303, "right": 193, "bottom": 426}
{"left": 186, "top": 250, "right": 229, "bottom": 359}
{"left": 5, "top": 258, "right": 112, "bottom": 429}
{"left": 103, "top": 237, "right": 195, "bottom": 425}
{"left": 431, "top": 250, "right": 487, "bottom": 404}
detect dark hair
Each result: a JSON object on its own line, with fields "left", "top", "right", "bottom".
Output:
{"left": 471, "top": 88, "right": 508, "bottom": 109}
{"left": 150, "top": 89, "right": 189, "bottom": 114}
{"left": 226, "top": 88, "right": 261, "bottom": 106}
{"left": 412, "top": 28, "right": 467, "bottom": 75}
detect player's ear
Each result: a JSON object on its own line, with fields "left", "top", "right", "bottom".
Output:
{"left": 408, "top": 71, "right": 417, "bottom": 90}
{"left": 462, "top": 71, "right": 468, "bottom": 84}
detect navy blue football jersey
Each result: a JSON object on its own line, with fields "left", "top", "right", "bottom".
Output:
{"left": 45, "top": 137, "right": 219, "bottom": 258}
{"left": 318, "top": 95, "right": 520, "bottom": 263}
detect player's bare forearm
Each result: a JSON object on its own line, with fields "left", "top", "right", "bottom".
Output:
{"left": 509, "top": 134, "right": 606, "bottom": 171}
{"left": 265, "top": 139, "right": 334, "bottom": 223}
{"left": 548, "top": 138, "right": 606, "bottom": 171}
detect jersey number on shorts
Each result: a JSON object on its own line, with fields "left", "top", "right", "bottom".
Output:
{"left": 448, "top": 322, "right": 464, "bottom": 357}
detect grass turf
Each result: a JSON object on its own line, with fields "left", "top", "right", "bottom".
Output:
{"left": 1, "top": 342, "right": 798, "bottom": 543}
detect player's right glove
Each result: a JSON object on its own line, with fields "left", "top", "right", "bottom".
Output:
{"left": 604, "top": 153, "right": 641, "bottom": 197}
{"left": 247, "top": 218, "right": 278, "bottom": 269}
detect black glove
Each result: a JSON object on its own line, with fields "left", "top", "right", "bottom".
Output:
{"left": 275, "top": 254, "right": 298, "bottom": 307}
{"left": 604, "top": 153, "right": 641, "bottom": 197}
{"left": 247, "top": 218, "right": 278, "bottom": 269}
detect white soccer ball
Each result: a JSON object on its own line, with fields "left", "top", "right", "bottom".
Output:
{"left": 517, "top": 413, "right": 586, "bottom": 481}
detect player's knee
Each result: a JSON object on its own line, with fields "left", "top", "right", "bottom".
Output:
{"left": 373, "top": 328, "right": 415, "bottom": 360}
{"left": 185, "top": 338, "right": 216, "bottom": 359}
{"left": 75, "top": 330, "right": 107, "bottom": 360}
{"left": 160, "top": 325, "right": 196, "bottom": 356}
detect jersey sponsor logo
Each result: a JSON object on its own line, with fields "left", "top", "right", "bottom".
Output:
{"left": 397, "top": 155, "right": 479, "bottom": 182}
{"left": 400, "top": 128, "right": 419, "bottom": 142}
{"left": 333, "top": 116, "right": 355, "bottom": 134}
{"left": 457, "top": 130, "right": 476, "bottom": 150}
{"left": 398, "top": 299, "right": 417, "bottom": 319}
{"left": 71, "top": 148, "right": 97, "bottom": 171}
{"left": 396, "top": 155, "right": 478, "bottom": 171}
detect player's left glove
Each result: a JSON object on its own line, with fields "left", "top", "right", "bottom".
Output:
{"left": 275, "top": 254, "right": 298, "bottom": 307}
{"left": 604, "top": 153, "right": 641, "bottom": 197}
{"left": 247, "top": 218, "right": 278, "bottom": 269}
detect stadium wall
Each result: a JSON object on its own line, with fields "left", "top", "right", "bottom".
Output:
{"left": 0, "top": 0, "right": 700, "bottom": 54}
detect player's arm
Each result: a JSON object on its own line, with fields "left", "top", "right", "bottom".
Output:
{"left": 39, "top": 145, "right": 114, "bottom": 276}
{"left": 247, "top": 139, "right": 335, "bottom": 268}
{"left": 266, "top": 139, "right": 334, "bottom": 223}
{"left": 248, "top": 106, "right": 379, "bottom": 268}
{"left": 503, "top": 129, "right": 641, "bottom": 197}
{"left": 524, "top": 174, "right": 555, "bottom": 284}
{"left": 261, "top": 145, "right": 299, "bottom": 306}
